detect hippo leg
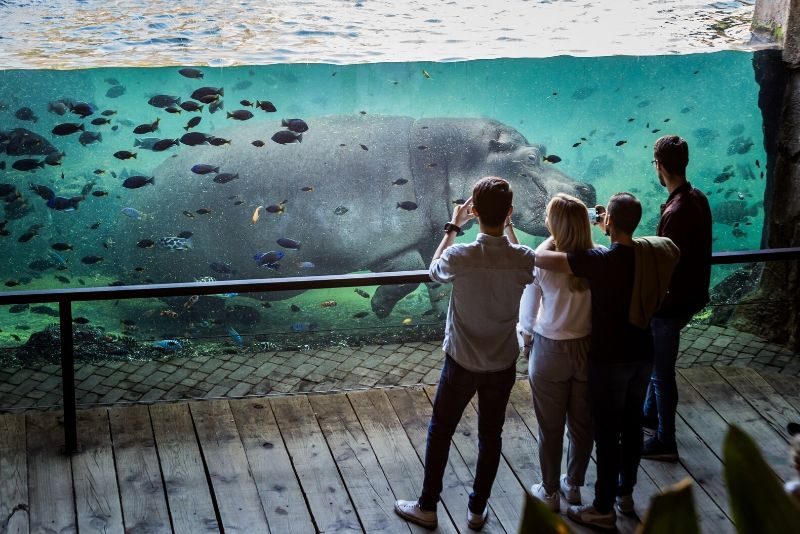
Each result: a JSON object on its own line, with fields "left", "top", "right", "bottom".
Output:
{"left": 370, "top": 250, "right": 426, "bottom": 318}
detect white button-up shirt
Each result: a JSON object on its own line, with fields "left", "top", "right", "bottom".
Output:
{"left": 429, "top": 233, "right": 535, "bottom": 373}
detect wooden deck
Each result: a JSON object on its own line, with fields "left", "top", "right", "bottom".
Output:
{"left": 1, "top": 364, "right": 798, "bottom": 533}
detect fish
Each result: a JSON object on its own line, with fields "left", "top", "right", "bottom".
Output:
{"left": 54, "top": 275, "right": 71, "bottom": 283}
{"left": 297, "top": 261, "right": 315, "bottom": 269}
{"left": 73, "top": 317, "right": 91, "bottom": 324}
{"left": 422, "top": 69, "right": 431, "bottom": 79}
{"left": 208, "top": 100, "right": 225, "bottom": 114}
{"left": 69, "top": 102, "right": 95, "bottom": 118}
{"left": 252, "top": 205, "right": 263, "bottom": 224}
{"left": 9, "top": 304, "right": 29, "bottom": 313}
{"left": 89, "top": 222, "right": 101, "bottom": 230}
{"left": 191, "top": 87, "right": 224, "bottom": 101}
{"left": 148, "top": 95, "right": 181, "bottom": 108}
{"left": 271, "top": 130, "right": 302, "bottom": 144}
{"left": 184, "top": 116, "right": 202, "bottom": 131}
{"left": 353, "top": 311, "right": 369, "bottom": 319}
{"left": 320, "top": 300, "right": 337, "bottom": 308}
{"left": 137, "top": 239, "right": 155, "bottom": 248}
{"left": 281, "top": 118, "right": 309, "bottom": 133}
{"left": 265, "top": 201, "right": 287, "bottom": 214}
{"left": 233, "top": 80, "right": 253, "bottom": 90}
{"left": 355, "top": 288, "right": 370, "bottom": 298}
{"left": 90, "top": 117, "right": 111, "bottom": 125}
{"left": 133, "top": 137, "right": 162, "bottom": 149}
{"left": 755, "top": 159, "right": 760, "bottom": 168}
{"left": 207, "top": 137, "right": 230, "bottom": 146}
{"left": 191, "top": 164, "right": 219, "bottom": 175}
{"left": 156, "top": 236, "right": 193, "bottom": 251}
{"left": 51, "top": 242, "right": 73, "bottom": 251}
{"left": 251, "top": 140, "right": 265, "bottom": 147}
{"left": 213, "top": 173, "right": 239, "bottom": 184}
{"left": 417, "top": 145, "right": 428, "bottom": 150}
{"left": 727, "top": 136, "right": 754, "bottom": 155}
{"left": 543, "top": 155, "right": 561, "bottom": 163}
{"left": 154, "top": 339, "right": 182, "bottom": 351}
{"left": 391, "top": 178, "right": 409, "bottom": 186}
{"left": 179, "top": 67, "right": 204, "bottom": 79}
{"left": 105, "top": 85, "right": 126, "bottom": 98}
{"left": 360, "top": 144, "right": 369, "bottom": 151}
{"left": 627, "top": 118, "right": 635, "bottom": 122}
{"left": 227, "top": 110, "right": 253, "bottom": 121}
{"left": 81, "top": 255, "right": 103, "bottom": 264}
{"left": 152, "top": 138, "right": 179, "bottom": 151}
{"left": 114, "top": 150, "right": 137, "bottom": 160}
{"left": 290, "top": 304, "right": 301, "bottom": 312}
{"left": 80, "top": 181, "right": 95, "bottom": 196}
{"left": 121, "top": 207, "right": 149, "bottom": 219}
{"left": 122, "top": 176, "right": 155, "bottom": 189}
{"left": 101, "top": 109, "right": 117, "bottom": 116}
{"left": 180, "top": 132, "right": 210, "bottom": 146}
{"left": 291, "top": 322, "right": 314, "bottom": 331}
{"left": 91, "top": 190, "right": 108, "bottom": 197}
{"left": 78, "top": 131, "right": 102, "bottom": 146}
{"left": 48, "top": 101, "right": 69, "bottom": 115}
{"left": 651, "top": 129, "right": 661, "bottom": 133}
{"left": 31, "top": 305, "right": 58, "bottom": 316}
{"left": 93, "top": 169, "right": 106, "bottom": 175}
{"left": 572, "top": 142, "right": 581, "bottom": 147}
{"left": 397, "top": 201, "right": 418, "bottom": 210}
{"left": 713, "top": 171, "right": 734, "bottom": 184}
{"left": 18, "top": 223, "right": 42, "bottom": 243}
{"left": 177, "top": 231, "right": 193, "bottom": 238}
{"left": 234, "top": 200, "right": 244, "bottom": 205}
{"left": 300, "top": 186, "right": 314, "bottom": 192}
{"left": 334, "top": 206, "right": 349, "bottom": 215}
{"left": 15, "top": 107, "right": 37, "bottom": 122}
{"left": 277, "top": 237, "right": 300, "bottom": 249}
{"left": 43, "top": 151, "right": 65, "bottom": 166}
{"left": 227, "top": 327, "right": 244, "bottom": 347}
{"left": 195, "top": 208, "right": 212, "bottom": 215}
{"left": 255, "top": 100, "right": 277, "bottom": 112}
{"left": 12, "top": 159, "right": 45, "bottom": 172}
{"left": 182, "top": 211, "right": 195, "bottom": 218}
{"left": 165, "top": 106, "right": 182, "bottom": 114}
{"left": 402, "top": 318, "right": 413, "bottom": 325}
{"left": 615, "top": 140, "right": 627, "bottom": 146}
{"left": 240, "top": 100, "right": 253, "bottom": 107}
{"left": 52, "top": 123, "right": 85, "bottom": 136}
{"left": 4, "top": 280, "right": 19, "bottom": 287}
{"left": 133, "top": 118, "right": 160, "bottom": 134}
{"left": 46, "top": 196, "right": 83, "bottom": 211}
{"left": 179, "top": 101, "right": 204, "bottom": 112}
{"left": 254, "top": 250, "right": 284, "bottom": 268}
{"left": 261, "top": 302, "right": 272, "bottom": 308}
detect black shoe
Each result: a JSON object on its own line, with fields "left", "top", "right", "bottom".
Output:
{"left": 641, "top": 436, "right": 678, "bottom": 462}
{"left": 642, "top": 416, "right": 658, "bottom": 437}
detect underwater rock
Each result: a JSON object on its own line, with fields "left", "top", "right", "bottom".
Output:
{"left": 127, "top": 115, "right": 595, "bottom": 318}
{"left": 708, "top": 264, "right": 762, "bottom": 325}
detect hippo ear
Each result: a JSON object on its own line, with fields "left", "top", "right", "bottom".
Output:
{"left": 488, "top": 139, "right": 514, "bottom": 153}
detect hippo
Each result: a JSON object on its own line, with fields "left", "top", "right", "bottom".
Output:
{"left": 0, "top": 128, "right": 58, "bottom": 156}
{"left": 117, "top": 116, "right": 595, "bottom": 317}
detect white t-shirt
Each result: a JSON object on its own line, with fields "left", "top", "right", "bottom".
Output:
{"left": 518, "top": 265, "right": 591, "bottom": 341}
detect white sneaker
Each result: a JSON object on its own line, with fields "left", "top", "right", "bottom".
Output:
{"left": 560, "top": 474, "right": 581, "bottom": 505}
{"left": 567, "top": 504, "right": 617, "bottom": 531}
{"left": 530, "top": 483, "right": 560, "bottom": 512}
{"left": 467, "top": 505, "right": 488, "bottom": 530}
{"left": 616, "top": 494, "right": 635, "bottom": 515}
{"left": 394, "top": 500, "right": 437, "bottom": 529}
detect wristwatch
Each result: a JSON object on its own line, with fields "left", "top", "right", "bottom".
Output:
{"left": 443, "top": 222, "right": 464, "bottom": 236}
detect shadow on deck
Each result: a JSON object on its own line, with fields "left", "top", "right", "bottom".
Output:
{"left": 1, "top": 364, "right": 798, "bottom": 533}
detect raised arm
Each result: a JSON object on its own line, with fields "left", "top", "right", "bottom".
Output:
{"left": 534, "top": 237, "right": 573, "bottom": 274}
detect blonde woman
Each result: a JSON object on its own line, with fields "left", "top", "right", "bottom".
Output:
{"left": 518, "top": 193, "right": 594, "bottom": 512}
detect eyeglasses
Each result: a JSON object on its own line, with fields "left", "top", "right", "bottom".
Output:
{"left": 651, "top": 159, "right": 659, "bottom": 167}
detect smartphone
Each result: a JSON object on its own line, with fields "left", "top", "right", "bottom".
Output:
{"left": 587, "top": 207, "right": 598, "bottom": 225}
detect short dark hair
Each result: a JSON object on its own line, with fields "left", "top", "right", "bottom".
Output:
{"left": 607, "top": 192, "right": 641, "bottom": 236}
{"left": 653, "top": 135, "right": 689, "bottom": 175}
{"left": 472, "top": 176, "right": 512, "bottom": 227}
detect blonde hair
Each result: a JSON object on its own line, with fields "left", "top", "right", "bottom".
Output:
{"left": 545, "top": 193, "right": 594, "bottom": 292}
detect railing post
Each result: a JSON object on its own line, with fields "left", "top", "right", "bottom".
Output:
{"left": 59, "top": 299, "right": 79, "bottom": 454}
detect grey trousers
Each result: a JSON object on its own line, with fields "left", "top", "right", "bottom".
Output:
{"left": 528, "top": 333, "right": 593, "bottom": 493}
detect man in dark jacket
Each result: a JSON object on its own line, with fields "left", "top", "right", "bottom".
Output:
{"left": 641, "top": 135, "right": 712, "bottom": 461}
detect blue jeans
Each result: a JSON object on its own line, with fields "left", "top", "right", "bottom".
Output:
{"left": 419, "top": 354, "right": 516, "bottom": 514}
{"left": 643, "top": 316, "right": 689, "bottom": 447}
{"left": 589, "top": 359, "right": 652, "bottom": 514}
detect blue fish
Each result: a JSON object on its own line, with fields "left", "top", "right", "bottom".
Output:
{"left": 254, "top": 250, "right": 284, "bottom": 270}
{"left": 154, "top": 339, "right": 182, "bottom": 351}
{"left": 227, "top": 327, "right": 243, "bottom": 346}
{"left": 291, "top": 322, "right": 316, "bottom": 332}
{"left": 297, "top": 261, "right": 315, "bottom": 269}
{"left": 46, "top": 196, "right": 82, "bottom": 211}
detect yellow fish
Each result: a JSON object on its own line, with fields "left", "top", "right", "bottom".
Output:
{"left": 402, "top": 317, "right": 412, "bottom": 325}
{"left": 422, "top": 69, "right": 431, "bottom": 79}
{"left": 251, "top": 205, "right": 263, "bottom": 225}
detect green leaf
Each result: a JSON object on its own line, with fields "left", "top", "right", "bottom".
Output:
{"left": 639, "top": 477, "right": 700, "bottom": 534}
{"left": 518, "top": 492, "right": 572, "bottom": 534}
{"left": 724, "top": 424, "right": 800, "bottom": 533}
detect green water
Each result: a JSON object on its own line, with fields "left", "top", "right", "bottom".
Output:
{"left": 0, "top": 52, "right": 767, "bottom": 354}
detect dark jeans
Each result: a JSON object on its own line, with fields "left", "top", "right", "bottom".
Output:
{"left": 643, "top": 316, "right": 689, "bottom": 447}
{"left": 589, "top": 359, "right": 653, "bottom": 514}
{"left": 419, "top": 354, "right": 516, "bottom": 514}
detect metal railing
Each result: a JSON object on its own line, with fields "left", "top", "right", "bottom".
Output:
{"left": 0, "top": 248, "right": 798, "bottom": 454}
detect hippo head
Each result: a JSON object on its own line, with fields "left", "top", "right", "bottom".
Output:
{"left": 482, "top": 125, "right": 596, "bottom": 236}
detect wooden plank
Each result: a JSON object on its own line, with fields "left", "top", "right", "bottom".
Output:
{"left": 150, "top": 402, "right": 219, "bottom": 533}
{"left": 271, "top": 395, "right": 361, "bottom": 533}
{"left": 190, "top": 400, "right": 271, "bottom": 533}
{"left": 385, "top": 386, "right": 505, "bottom": 533}
{"left": 715, "top": 365, "right": 800, "bottom": 441}
{"left": 0, "top": 414, "right": 28, "bottom": 534}
{"left": 71, "top": 408, "right": 125, "bottom": 533}
{"left": 760, "top": 370, "right": 800, "bottom": 415}
{"left": 229, "top": 398, "right": 315, "bottom": 534}
{"left": 26, "top": 412, "right": 75, "bottom": 534}
{"left": 675, "top": 373, "right": 729, "bottom": 460}
{"left": 423, "top": 385, "right": 524, "bottom": 532}
{"left": 347, "top": 389, "right": 459, "bottom": 534}
{"left": 309, "top": 393, "right": 412, "bottom": 533}
{"left": 679, "top": 366, "right": 794, "bottom": 481}
{"left": 108, "top": 405, "right": 171, "bottom": 534}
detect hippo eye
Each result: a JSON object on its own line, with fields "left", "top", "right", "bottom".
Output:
{"left": 527, "top": 153, "right": 539, "bottom": 164}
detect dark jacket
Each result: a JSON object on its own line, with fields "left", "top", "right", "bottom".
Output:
{"left": 656, "top": 182, "right": 712, "bottom": 319}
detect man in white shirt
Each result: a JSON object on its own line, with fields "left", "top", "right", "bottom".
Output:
{"left": 394, "top": 177, "right": 535, "bottom": 530}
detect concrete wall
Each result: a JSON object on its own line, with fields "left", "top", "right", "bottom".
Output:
{"left": 753, "top": 0, "right": 799, "bottom": 64}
